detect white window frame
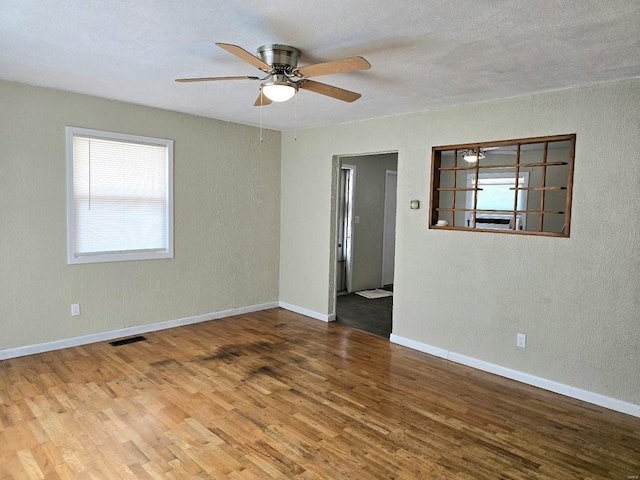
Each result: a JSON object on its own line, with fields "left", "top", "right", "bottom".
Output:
{"left": 466, "top": 171, "right": 529, "bottom": 231}
{"left": 66, "top": 127, "right": 174, "bottom": 264}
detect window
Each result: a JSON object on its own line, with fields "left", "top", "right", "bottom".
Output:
{"left": 465, "top": 171, "right": 529, "bottom": 230}
{"left": 429, "top": 134, "right": 575, "bottom": 237}
{"left": 66, "top": 127, "right": 174, "bottom": 264}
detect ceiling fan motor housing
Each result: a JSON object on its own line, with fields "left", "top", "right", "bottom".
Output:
{"left": 257, "top": 44, "right": 301, "bottom": 73}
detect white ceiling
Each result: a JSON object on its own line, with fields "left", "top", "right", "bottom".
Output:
{"left": 1, "top": 1, "right": 639, "bottom": 131}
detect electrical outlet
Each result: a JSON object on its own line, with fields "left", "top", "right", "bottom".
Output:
{"left": 71, "top": 303, "right": 81, "bottom": 316}
{"left": 517, "top": 333, "right": 526, "bottom": 348}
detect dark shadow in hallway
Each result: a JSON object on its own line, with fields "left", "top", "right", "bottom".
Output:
{"left": 335, "top": 286, "right": 392, "bottom": 338}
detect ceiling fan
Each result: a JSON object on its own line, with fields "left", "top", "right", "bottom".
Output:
{"left": 459, "top": 147, "right": 500, "bottom": 163}
{"left": 175, "top": 43, "right": 371, "bottom": 106}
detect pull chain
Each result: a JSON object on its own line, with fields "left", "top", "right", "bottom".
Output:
{"left": 259, "top": 89, "right": 264, "bottom": 144}
{"left": 294, "top": 90, "right": 298, "bottom": 141}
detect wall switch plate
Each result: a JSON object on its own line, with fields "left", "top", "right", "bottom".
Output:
{"left": 517, "top": 333, "right": 526, "bottom": 348}
{"left": 71, "top": 303, "right": 80, "bottom": 316}
{"left": 354, "top": 216, "right": 360, "bottom": 224}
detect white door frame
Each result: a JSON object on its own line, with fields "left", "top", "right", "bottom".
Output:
{"left": 381, "top": 170, "right": 397, "bottom": 287}
{"left": 339, "top": 164, "right": 356, "bottom": 293}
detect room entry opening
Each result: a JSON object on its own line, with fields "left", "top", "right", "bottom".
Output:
{"left": 333, "top": 152, "right": 398, "bottom": 339}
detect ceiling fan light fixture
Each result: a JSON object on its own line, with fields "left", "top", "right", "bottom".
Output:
{"left": 261, "top": 76, "right": 297, "bottom": 102}
{"left": 463, "top": 149, "right": 485, "bottom": 163}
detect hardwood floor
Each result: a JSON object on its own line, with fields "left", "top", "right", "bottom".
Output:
{"left": 0, "top": 309, "right": 638, "bottom": 479}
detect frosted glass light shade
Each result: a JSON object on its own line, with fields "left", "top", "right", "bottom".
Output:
{"left": 463, "top": 150, "right": 485, "bottom": 163}
{"left": 262, "top": 82, "right": 296, "bottom": 102}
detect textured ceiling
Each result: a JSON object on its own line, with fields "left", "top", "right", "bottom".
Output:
{"left": 1, "top": 1, "right": 639, "bottom": 131}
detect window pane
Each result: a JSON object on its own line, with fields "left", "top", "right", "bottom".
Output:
{"left": 477, "top": 183, "right": 515, "bottom": 211}
{"left": 67, "top": 127, "right": 173, "bottom": 263}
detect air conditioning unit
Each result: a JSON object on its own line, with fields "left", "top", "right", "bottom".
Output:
{"left": 474, "top": 214, "right": 522, "bottom": 230}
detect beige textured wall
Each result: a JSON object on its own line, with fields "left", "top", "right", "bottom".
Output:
{"left": 280, "top": 79, "right": 640, "bottom": 405}
{"left": 342, "top": 154, "right": 398, "bottom": 291}
{"left": 0, "top": 80, "right": 280, "bottom": 350}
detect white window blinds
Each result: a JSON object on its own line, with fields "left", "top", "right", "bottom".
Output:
{"left": 66, "top": 127, "right": 173, "bottom": 264}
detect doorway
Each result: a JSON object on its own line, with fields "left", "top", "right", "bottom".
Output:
{"left": 333, "top": 152, "right": 398, "bottom": 338}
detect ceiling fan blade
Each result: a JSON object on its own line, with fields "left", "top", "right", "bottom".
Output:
{"left": 296, "top": 56, "right": 371, "bottom": 78}
{"left": 216, "top": 43, "right": 272, "bottom": 71}
{"left": 175, "top": 76, "right": 260, "bottom": 83}
{"left": 299, "top": 80, "right": 361, "bottom": 102}
{"left": 254, "top": 91, "right": 272, "bottom": 107}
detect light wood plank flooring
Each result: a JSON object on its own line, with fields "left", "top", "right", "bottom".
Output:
{"left": 0, "top": 308, "right": 638, "bottom": 479}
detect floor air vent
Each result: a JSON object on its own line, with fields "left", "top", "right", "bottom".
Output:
{"left": 109, "top": 335, "right": 147, "bottom": 347}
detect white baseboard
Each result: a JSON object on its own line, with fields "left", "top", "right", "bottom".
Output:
{"left": 0, "top": 301, "right": 279, "bottom": 361}
{"left": 278, "top": 302, "right": 335, "bottom": 322}
{"left": 390, "top": 334, "right": 640, "bottom": 419}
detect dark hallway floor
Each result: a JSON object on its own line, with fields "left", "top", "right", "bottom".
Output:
{"left": 335, "top": 287, "right": 393, "bottom": 338}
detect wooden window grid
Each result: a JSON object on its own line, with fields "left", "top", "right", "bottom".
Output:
{"left": 429, "top": 134, "right": 576, "bottom": 237}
